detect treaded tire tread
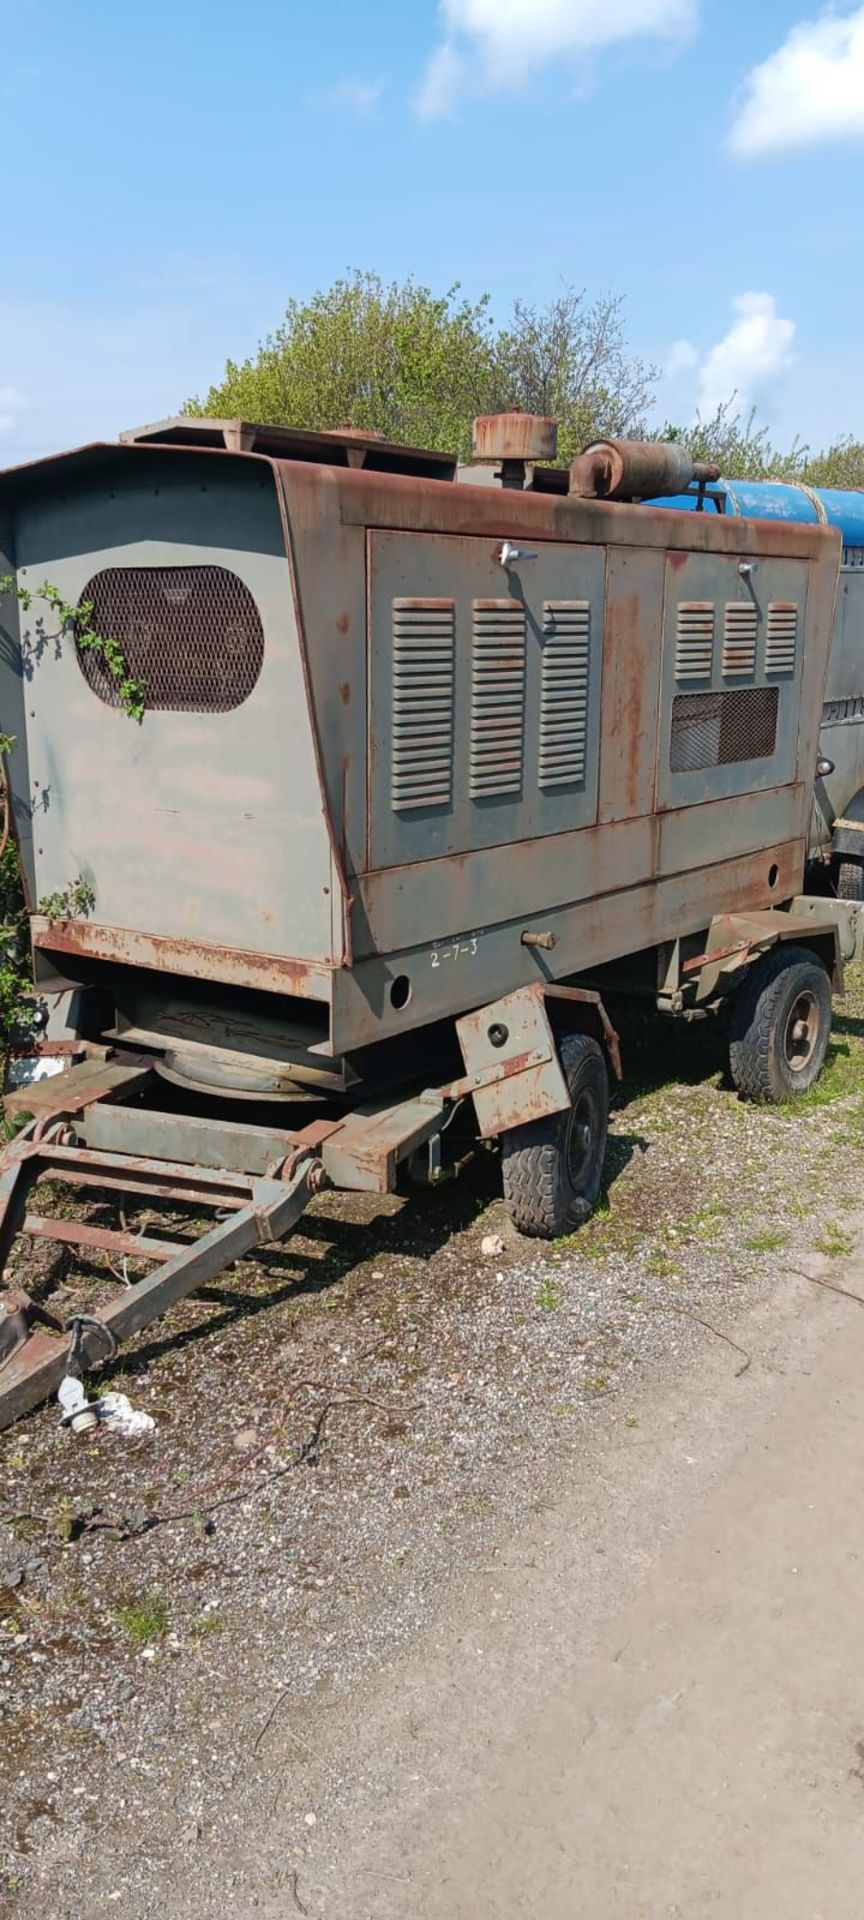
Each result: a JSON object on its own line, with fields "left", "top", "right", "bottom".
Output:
{"left": 836, "top": 856, "right": 864, "bottom": 903}
{"left": 729, "top": 944, "right": 831, "bottom": 1105}
{"left": 501, "top": 1033, "right": 609, "bottom": 1240}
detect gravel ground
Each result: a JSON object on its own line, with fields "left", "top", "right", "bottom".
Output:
{"left": 3, "top": 982, "right": 864, "bottom": 1914}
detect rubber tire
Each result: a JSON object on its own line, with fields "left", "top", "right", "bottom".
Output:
{"left": 836, "top": 855, "right": 864, "bottom": 902}
{"left": 728, "top": 944, "right": 832, "bottom": 1104}
{"left": 501, "top": 1033, "right": 609, "bottom": 1240}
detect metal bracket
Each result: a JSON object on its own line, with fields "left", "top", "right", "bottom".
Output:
{"left": 452, "top": 983, "right": 620, "bottom": 1139}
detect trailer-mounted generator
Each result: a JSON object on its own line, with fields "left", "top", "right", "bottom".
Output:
{"left": 0, "top": 412, "right": 856, "bottom": 1426}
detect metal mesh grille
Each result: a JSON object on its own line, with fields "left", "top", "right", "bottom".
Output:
{"left": 670, "top": 687, "right": 779, "bottom": 773}
{"left": 470, "top": 601, "right": 526, "bottom": 798}
{"left": 75, "top": 566, "right": 265, "bottom": 712}
{"left": 391, "top": 599, "right": 455, "bottom": 810}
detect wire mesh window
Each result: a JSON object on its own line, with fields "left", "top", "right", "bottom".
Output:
{"left": 75, "top": 566, "right": 265, "bottom": 712}
{"left": 670, "top": 687, "right": 779, "bottom": 773}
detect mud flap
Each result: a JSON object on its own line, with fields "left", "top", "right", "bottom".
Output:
{"left": 455, "top": 988, "right": 571, "bottom": 1140}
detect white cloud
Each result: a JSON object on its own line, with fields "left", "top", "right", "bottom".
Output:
{"left": 666, "top": 339, "right": 699, "bottom": 377}
{"left": 0, "top": 385, "right": 26, "bottom": 441}
{"left": 415, "top": 0, "right": 699, "bottom": 117}
{"left": 730, "top": 6, "right": 864, "bottom": 156}
{"left": 321, "top": 77, "right": 383, "bottom": 118}
{"left": 692, "top": 293, "right": 797, "bottom": 419}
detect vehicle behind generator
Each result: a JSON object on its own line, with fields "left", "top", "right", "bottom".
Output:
{"left": 0, "top": 411, "right": 856, "bottom": 1427}
{"left": 642, "top": 470, "right": 864, "bottom": 901}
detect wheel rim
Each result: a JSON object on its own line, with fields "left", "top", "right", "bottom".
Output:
{"left": 565, "top": 1086, "right": 598, "bottom": 1189}
{"left": 783, "top": 989, "right": 820, "bottom": 1073}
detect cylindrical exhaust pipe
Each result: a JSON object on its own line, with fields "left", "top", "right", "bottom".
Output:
{"left": 570, "top": 440, "right": 720, "bottom": 502}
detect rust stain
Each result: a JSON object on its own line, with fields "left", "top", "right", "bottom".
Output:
{"left": 336, "top": 612, "right": 350, "bottom": 636}
{"left": 339, "top": 681, "right": 351, "bottom": 706}
{"left": 31, "top": 919, "right": 332, "bottom": 1003}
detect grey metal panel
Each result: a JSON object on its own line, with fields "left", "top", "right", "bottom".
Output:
{"left": 596, "top": 546, "right": 664, "bottom": 827}
{"left": 0, "top": 512, "right": 35, "bottom": 906}
{"left": 12, "top": 466, "right": 334, "bottom": 964}
{"left": 332, "top": 840, "right": 805, "bottom": 1053}
{"left": 368, "top": 531, "right": 605, "bottom": 869}
{"left": 657, "top": 551, "right": 809, "bottom": 811}
{"left": 356, "top": 785, "right": 804, "bottom": 958}
{"left": 814, "top": 568, "right": 864, "bottom": 851}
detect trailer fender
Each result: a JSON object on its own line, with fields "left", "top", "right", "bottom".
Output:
{"left": 832, "top": 810, "right": 864, "bottom": 861}
{"left": 454, "top": 985, "right": 620, "bottom": 1140}
{"left": 684, "top": 907, "right": 846, "bottom": 1006}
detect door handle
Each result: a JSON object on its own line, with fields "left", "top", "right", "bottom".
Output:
{"left": 498, "top": 541, "right": 537, "bottom": 569}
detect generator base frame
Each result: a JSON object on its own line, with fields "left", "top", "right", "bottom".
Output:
{"left": 0, "top": 980, "right": 621, "bottom": 1430}
{"left": 0, "top": 899, "right": 857, "bottom": 1434}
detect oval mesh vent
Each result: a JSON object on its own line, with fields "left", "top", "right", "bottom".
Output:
{"left": 75, "top": 565, "right": 265, "bottom": 713}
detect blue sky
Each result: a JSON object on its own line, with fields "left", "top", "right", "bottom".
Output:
{"left": 2, "top": 0, "right": 864, "bottom": 465}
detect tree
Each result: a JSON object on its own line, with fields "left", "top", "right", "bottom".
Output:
{"left": 800, "top": 439, "right": 864, "bottom": 490}
{"left": 188, "top": 269, "right": 863, "bottom": 486}
{"left": 187, "top": 273, "right": 658, "bottom": 462}
{"left": 494, "top": 288, "right": 657, "bottom": 464}
{"left": 186, "top": 272, "right": 500, "bottom": 459}
{"left": 662, "top": 399, "right": 806, "bottom": 482}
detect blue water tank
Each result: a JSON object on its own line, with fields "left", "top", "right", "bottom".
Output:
{"left": 649, "top": 478, "right": 864, "bottom": 548}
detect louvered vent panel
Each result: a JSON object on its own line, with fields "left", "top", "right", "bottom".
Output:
{"left": 470, "top": 601, "right": 526, "bottom": 798}
{"left": 675, "top": 602, "right": 715, "bottom": 681}
{"left": 765, "top": 602, "right": 798, "bottom": 676}
{"left": 539, "top": 601, "right": 591, "bottom": 790}
{"left": 722, "top": 602, "right": 758, "bottom": 677}
{"left": 390, "top": 599, "right": 455, "bottom": 811}
{"left": 842, "top": 548, "right": 864, "bottom": 571}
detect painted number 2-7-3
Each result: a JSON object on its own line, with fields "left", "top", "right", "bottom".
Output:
{"left": 430, "top": 936, "right": 479, "bottom": 968}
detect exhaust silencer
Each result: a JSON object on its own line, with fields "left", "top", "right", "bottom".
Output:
{"left": 570, "top": 440, "right": 719, "bottom": 503}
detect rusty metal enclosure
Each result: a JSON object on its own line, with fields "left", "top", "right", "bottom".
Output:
{"left": 0, "top": 424, "right": 839, "bottom": 1083}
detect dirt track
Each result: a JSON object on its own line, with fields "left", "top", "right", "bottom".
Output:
{"left": 4, "top": 990, "right": 864, "bottom": 1915}
{"left": 292, "top": 1245, "right": 864, "bottom": 1920}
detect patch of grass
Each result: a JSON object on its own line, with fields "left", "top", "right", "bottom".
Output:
{"left": 115, "top": 1591, "right": 170, "bottom": 1644}
{"left": 584, "top": 1373, "right": 611, "bottom": 1396}
{"left": 814, "top": 1222, "right": 855, "bottom": 1260}
{"left": 745, "top": 1228, "right": 787, "bottom": 1254}
{"left": 191, "top": 1611, "right": 224, "bottom": 1639}
{"left": 793, "top": 1033, "right": 864, "bottom": 1110}
{"left": 51, "top": 1497, "right": 79, "bottom": 1543}
{"left": 646, "top": 1251, "right": 679, "bottom": 1278}
{"left": 678, "top": 1203, "right": 731, "bottom": 1245}
{"left": 537, "top": 1276, "right": 562, "bottom": 1311}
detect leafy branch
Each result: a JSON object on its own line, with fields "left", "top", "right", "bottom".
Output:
{"left": 37, "top": 876, "right": 96, "bottom": 922}
{"left": 0, "top": 574, "right": 146, "bottom": 723}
